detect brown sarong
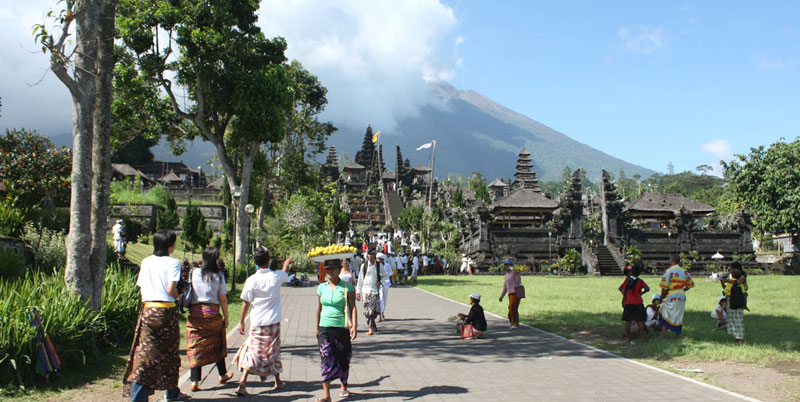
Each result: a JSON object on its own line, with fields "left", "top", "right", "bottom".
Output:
{"left": 232, "top": 323, "right": 282, "bottom": 377}
{"left": 186, "top": 303, "right": 227, "bottom": 368}
{"left": 122, "top": 305, "right": 180, "bottom": 392}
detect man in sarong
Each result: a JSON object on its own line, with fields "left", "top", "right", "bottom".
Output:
{"left": 232, "top": 248, "right": 293, "bottom": 395}
{"left": 658, "top": 255, "right": 695, "bottom": 339}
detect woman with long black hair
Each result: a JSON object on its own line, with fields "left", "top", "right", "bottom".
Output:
{"left": 185, "top": 247, "right": 233, "bottom": 391}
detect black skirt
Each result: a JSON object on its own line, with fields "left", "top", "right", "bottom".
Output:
{"left": 621, "top": 303, "right": 646, "bottom": 322}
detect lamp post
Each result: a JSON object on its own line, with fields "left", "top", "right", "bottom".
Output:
{"left": 231, "top": 185, "right": 242, "bottom": 292}
{"left": 245, "top": 203, "right": 255, "bottom": 277}
{"left": 548, "top": 231, "right": 553, "bottom": 273}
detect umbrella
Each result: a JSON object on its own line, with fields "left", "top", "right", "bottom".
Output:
{"left": 711, "top": 251, "right": 724, "bottom": 260}
{"left": 28, "top": 308, "right": 61, "bottom": 380}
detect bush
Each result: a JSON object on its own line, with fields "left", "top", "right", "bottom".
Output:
{"left": 0, "top": 200, "right": 27, "bottom": 238}
{"left": 0, "top": 266, "right": 139, "bottom": 388}
{"left": 122, "top": 217, "right": 145, "bottom": 244}
{"left": 0, "top": 248, "right": 26, "bottom": 279}
{"left": 625, "top": 246, "right": 642, "bottom": 267}
{"left": 20, "top": 223, "right": 66, "bottom": 274}
{"left": 561, "top": 248, "right": 583, "bottom": 273}
{"left": 157, "top": 196, "right": 180, "bottom": 230}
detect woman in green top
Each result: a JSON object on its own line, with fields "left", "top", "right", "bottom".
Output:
{"left": 315, "top": 258, "right": 358, "bottom": 402}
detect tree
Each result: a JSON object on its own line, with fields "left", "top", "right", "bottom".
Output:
{"left": 469, "top": 172, "right": 490, "bottom": 203}
{"left": 110, "top": 135, "right": 155, "bottom": 166}
{"left": 451, "top": 186, "right": 465, "bottom": 208}
{"left": 182, "top": 202, "right": 212, "bottom": 260}
{"left": 157, "top": 196, "right": 180, "bottom": 230}
{"left": 723, "top": 138, "right": 800, "bottom": 248}
{"left": 34, "top": 0, "right": 118, "bottom": 309}
{"left": 667, "top": 161, "right": 675, "bottom": 175}
{"left": 696, "top": 164, "right": 713, "bottom": 175}
{"left": 117, "top": 0, "right": 291, "bottom": 266}
{"left": 0, "top": 129, "right": 72, "bottom": 206}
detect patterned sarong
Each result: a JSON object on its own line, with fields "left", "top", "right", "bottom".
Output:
{"left": 727, "top": 308, "right": 745, "bottom": 340}
{"left": 318, "top": 326, "right": 351, "bottom": 384}
{"left": 232, "top": 323, "right": 282, "bottom": 377}
{"left": 456, "top": 323, "right": 484, "bottom": 339}
{"left": 122, "top": 305, "right": 180, "bottom": 392}
{"left": 658, "top": 297, "right": 686, "bottom": 335}
{"left": 186, "top": 304, "right": 227, "bottom": 368}
{"left": 363, "top": 293, "right": 380, "bottom": 331}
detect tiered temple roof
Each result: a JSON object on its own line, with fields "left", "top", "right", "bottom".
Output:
{"left": 511, "top": 148, "right": 541, "bottom": 191}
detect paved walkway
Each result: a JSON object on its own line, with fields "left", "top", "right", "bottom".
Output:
{"left": 179, "top": 285, "right": 754, "bottom": 402}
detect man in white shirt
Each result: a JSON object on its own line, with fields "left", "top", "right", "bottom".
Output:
{"left": 422, "top": 254, "right": 430, "bottom": 275}
{"left": 377, "top": 253, "right": 392, "bottom": 321}
{"left": 460, "top": 254, "right": 469, "bottom": 275}
{"left": 411, "top": 254, "right": 420, "bottom": 285}
{"left": 113, "top": 219, "right": 125, "bottom": 257}
{"left": 232, "top": 248, "right": 293, "bottom": 395}
{"left": 356, "top": 249, "right": 382, "bottom": 335}
{"left": 399, "top": 253, "right": 409, "bottom": 284}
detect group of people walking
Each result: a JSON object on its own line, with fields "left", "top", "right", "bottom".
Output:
{"left": 122, "top": 230, "right": 361, "bottom": 402}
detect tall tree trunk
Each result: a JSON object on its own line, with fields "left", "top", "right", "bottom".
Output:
{"left": 234, "top": 142, "right": 257, "bottom": 267}
{"left": 257, "top": 176, "right": 269, "bottom": 230}
{"left": 87, "top": 0, "right": 117, "bottom": 310}
{"left": 62, "top": 1, "right": 100, "bottom": 305}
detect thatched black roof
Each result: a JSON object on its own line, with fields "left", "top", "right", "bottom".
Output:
{"left": 492, "top": 187, "right": 558, "bottom": 210}
{"left": 624, "top": 192, "right": 715, "bottom": 214}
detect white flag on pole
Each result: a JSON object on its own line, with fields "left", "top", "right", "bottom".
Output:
{"left": 416, "top": 142, "right": 433, "bottom": 151}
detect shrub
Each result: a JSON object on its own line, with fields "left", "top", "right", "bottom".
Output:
{"left": 0, "top": 266, "right": 139, "bottom": 387}
{"left": 20, "top": 223, "right": 66, "bottom": 274}
{"left": 157, "top": 196, "right": 180, "bottom": 230}
{"left": 625, "top": 246, "right": 642, "bottom": 267}
{"left": 0, "top": 200, "right": 27, "bottom": 237}
{"left": 0, "top": 248, "right": 26, "bottom": 279}
{"left": 561, "top": 248, "right": 583, "bottom": 273}
{"left": 122, "top": 216, "right": 145, "bottom": 244}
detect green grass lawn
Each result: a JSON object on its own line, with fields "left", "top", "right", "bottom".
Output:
{"left": 418, "top": 275, "right": 800, "bottom": 365}
{"left": 124, "top": 238, "right": 205, "bottom": 266}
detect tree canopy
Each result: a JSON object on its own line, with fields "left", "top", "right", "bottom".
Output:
{"left": 0, "top": 129, "right": 72, "bottom": 206}
{"left": 723, "top": 138, "right": 800, "bottom": 235}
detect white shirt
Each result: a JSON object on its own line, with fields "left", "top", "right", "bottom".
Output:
{"left": 112, "top": 223, "right": 123, "bottom": 240}
{"left": 382, "top": 262, "right": 393, "bottom": 286}
{"left": 137, "top": 255, "right": 181, "bottom": 302}
{"left": 190, "top": 268, "right": 228, "bottom": 305}
{"left": 357, "top": 261, "right": 381, "bottom": 295}
{"left": 412, "top": 256, "right": 419, "bottom": 270}
{"left": 422, "top": 255, "right": 430, "bottom": 266}
{"left": 240, "top": 268, "right": 289, "bottom": 327}
{"left": 340, "top": 272, "right": 352, "bottom": 284}
{"left": 401, "top": 255, "right": 409, "bottom": 271}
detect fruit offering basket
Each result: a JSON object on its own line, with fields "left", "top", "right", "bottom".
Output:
{"left": 307, "top": 244, "right": 357, "bottom": 263}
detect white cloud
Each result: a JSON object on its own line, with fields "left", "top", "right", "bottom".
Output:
{"left": 258, "top": 0, "right": 460, "bottom": 133}
{"left": 752, "top": 56, "right": 795, "bottom": 71}
{"left": 618, "top": 26, "right": 669, "bottom": 54}
{"left": 700, "top": 139, "right": 733, "bottom": 176}
{"left": 455, "top": 35, "right": 466, "bottom": 45}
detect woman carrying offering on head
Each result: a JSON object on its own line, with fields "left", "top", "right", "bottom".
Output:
{"left": 316, "top": 258, "right": 358, "bottom": 402}
{"left": 186, "top": 247, "right": 233, "bottom": 392}
{"left": 232, "top": 247, "right": 293, "bottom": 396}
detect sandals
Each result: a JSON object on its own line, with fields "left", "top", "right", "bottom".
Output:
{"left": 315, "top": 398, "right": 331, "bottom": 402}
{"left": 340, "top": 390, "right": 351, "bottom": 397}
{"left": 219, "top": 372, "right": 234, "bottom": 384}
{"left": 234, "top": 384, "right": 248, "bottom": 397}
{"left": 189, "top": 382, "right": 201, "bottom": 392}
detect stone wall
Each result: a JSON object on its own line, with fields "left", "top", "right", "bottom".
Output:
{"left": 109, "top": 204, "right": 227, "bottom": 233}
{"left": 627, "top": 228, "right": 753, "bottom": 264}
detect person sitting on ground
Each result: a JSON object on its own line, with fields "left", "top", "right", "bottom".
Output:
{"left": 456, "top": 293, "right": 487, "bottom": 339}
{"left": 711, "top": 296, "right": 727, "bottom": 330}
{"left": 645, "top": 294, "right": 661, "bottom": 331}
{"left": 619, "top": 264, "right": 649, "bottom": 343}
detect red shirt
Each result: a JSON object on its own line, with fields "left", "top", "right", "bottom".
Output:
{"left": 619, "top": 276, "right": 649, "bottom": 305}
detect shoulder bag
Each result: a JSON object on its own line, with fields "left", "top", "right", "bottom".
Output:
{"left": 177, "top": 267, "right": 195, "bottom": 314}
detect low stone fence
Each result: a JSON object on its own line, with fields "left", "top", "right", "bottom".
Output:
{"left": 109, "top": 203, "right": 227, "bottom": 234}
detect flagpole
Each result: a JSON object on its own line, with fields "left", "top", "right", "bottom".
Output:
{"left": 427, "top": 140, "right": 436, "bottom": 207}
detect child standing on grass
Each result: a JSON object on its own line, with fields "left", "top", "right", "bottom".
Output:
{"left": 619, "top": 265, "right": 649, "bottom": 344}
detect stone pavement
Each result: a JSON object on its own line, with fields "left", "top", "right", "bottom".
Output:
{"left": 178, "top": 284, "right": 756, "bottom": 402}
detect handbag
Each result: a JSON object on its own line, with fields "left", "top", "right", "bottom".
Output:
{"left": 514, "top": 285, "right": 526, "bottom": 299}
{"left": 177, "top": 268, "right": 195, "bottom": 314}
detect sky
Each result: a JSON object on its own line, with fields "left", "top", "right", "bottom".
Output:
{"left": 1, "top": 0, "right": 798, "bottom": 176}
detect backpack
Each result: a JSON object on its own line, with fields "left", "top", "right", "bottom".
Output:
{"left": 729, "top": 284, "right": 747, "bottom": 310}
{"left": 177, "top": 268, "right": 195, "bottom": 314}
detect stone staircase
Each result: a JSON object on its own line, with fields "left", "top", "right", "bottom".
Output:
{"left": 384, "top": 189, "right": 405, "bottom": 226}
{"left": 596, "top": 244, "right": 623, "bottom": 275}
{"left": 345, "top": 189, "right": 385, "bottom": 226}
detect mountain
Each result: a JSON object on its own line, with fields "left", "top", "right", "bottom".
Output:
{"left": 330, "top": 82, "right": 655, "bottom": 183}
